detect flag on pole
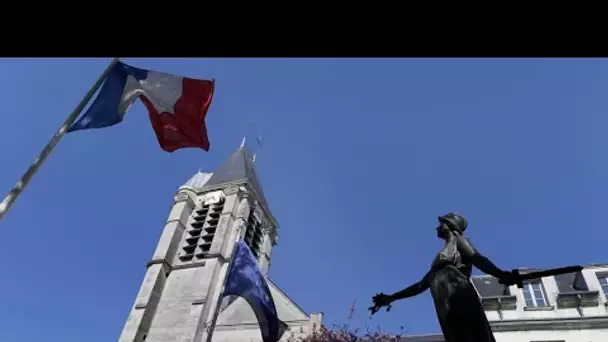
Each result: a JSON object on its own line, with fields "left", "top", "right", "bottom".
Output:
{"left": 223, "top": 240, "right": 287, "bottom": 342}
{"left": 68, "top": 61, "right": 215, "bottom": 152}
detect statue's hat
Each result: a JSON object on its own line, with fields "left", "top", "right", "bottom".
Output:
{"left": 438, "top": 213, "right": 468, "bottom": 233}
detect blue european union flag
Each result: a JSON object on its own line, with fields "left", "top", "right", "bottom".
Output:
{"left": 224, "top": 240, "right": 287, "bottom": 342}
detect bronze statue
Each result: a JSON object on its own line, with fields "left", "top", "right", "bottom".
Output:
{"left": 369, "top": 213, "right": 584, "bottom": 342}
{"left": 369, "top": 213, "right": 518, "bottom": 342}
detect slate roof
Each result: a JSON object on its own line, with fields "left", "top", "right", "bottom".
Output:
{"left": 181, "top": 171, "right": 213, "bottom": 189}
{"left": 180, "top": 145, "right": 268, "bottom": 205}
{"left": 471, "top": 268, "right": 591, "bottom": 298}
{"left": 216, "top": 277, "right": 310, "bottom": 326}
{"left": 202, "top": 144, "right": 268, "bottom": 206}
{"left": 555, "top": 271, "right": 589, "bottom": 293}
{"left": 471, "top": 276, "right": 509, "bottom": 297}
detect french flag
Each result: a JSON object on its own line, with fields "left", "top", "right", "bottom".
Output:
{"left": 68, "top": 61, "right": 215, "bottom": 152}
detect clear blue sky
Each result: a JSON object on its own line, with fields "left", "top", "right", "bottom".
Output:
{"left": 0, "top": 58, "right": 607, "bottom": 342}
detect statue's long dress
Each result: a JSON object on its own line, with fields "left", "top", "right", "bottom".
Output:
{"left": 429, "top": 240, "right": 496, "bottom": 342}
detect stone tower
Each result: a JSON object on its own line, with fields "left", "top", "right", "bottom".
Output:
{"left": 119, "top": 142, "right": 322, "bottom": 342}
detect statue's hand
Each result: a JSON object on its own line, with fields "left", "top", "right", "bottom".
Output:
{"left": 369, "top": 293, "right": 393, "bottom": 315}
{"left": 498, "top": 270, "right": 520, "bottom": 287}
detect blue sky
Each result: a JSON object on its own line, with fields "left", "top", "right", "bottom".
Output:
{"left": 0, "top": 58, "right": 607, "bottom": 341}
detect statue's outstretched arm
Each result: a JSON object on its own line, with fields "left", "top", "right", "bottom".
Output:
{"left": 457, "top": 235, "right": 509, "bottom": 279}
{"left": 369, "top": 271, "right": 432, "bottom": 314}
{"left": 390, "top": 271, "right": 432, "bottom": 301}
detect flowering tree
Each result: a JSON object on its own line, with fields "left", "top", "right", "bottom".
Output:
{"left": 288, "top": 325, "right": 406, "bottom": 342}
{"left": 286, "top": 302, "right": 408, "bottom": 342}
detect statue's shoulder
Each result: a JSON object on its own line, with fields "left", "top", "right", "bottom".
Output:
{"left": 456, "top": 235, "right": 478, "bottom": 258}
{"left": 455, "top": 234, "right": 473, "bottom": 244}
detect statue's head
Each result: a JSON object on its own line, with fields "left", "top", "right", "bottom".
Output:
{"left": 436, "top": 213, "right": 468, "bottom": 239}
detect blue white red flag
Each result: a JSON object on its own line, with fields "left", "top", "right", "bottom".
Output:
{"left": 68, "top": 61, "right": 215, "bottom": 152}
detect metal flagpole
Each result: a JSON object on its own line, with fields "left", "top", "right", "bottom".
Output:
{"left": 203, "top": 224, "right": 247, "bottom": 342}
{"left": 0, "top": 57, "right": 120, "bottom": 222}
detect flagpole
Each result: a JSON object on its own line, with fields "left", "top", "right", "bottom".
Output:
{"left": 204, "top": 237, "right": 241, "bottom": 342}
{"left": 0, "top": 58, "right": 120, "bottom": 222}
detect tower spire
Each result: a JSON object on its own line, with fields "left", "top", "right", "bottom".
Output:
{"left": 240, "top": 137, "right": 246, "bottom": 148}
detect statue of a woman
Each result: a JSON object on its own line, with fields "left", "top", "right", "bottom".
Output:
{"left": 369, "top": 213, "right": 518, "bottom": 342}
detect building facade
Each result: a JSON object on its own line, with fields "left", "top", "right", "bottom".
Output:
{"left": 118, "top": 142, "right": 322, "bottom": 342}
{"left": 474, "top": 263, "right": 608, "bottom": 342}
{"left": 402, "top": 264, "right": 608, "bottom": 342}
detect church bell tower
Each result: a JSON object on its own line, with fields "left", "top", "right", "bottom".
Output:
{"left": 118, "top": 141, "right": 280, "bottom": 342}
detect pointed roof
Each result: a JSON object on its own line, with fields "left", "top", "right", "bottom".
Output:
{"left": 203, "top": 144, "right": 268, "bottom": 206}
{"left": 216, "top": 277, "right": 310, "bottom": 326}
{"left": 178, "top": 143, "right": 278, "bottom": 235}
{"left": 181, "top": 171, "right": 213, "bottom": 189}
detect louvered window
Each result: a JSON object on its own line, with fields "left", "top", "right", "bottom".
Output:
{"left": 244, "top": 210, "right": 264, "bottom": 258}
{"left": 179, "top": 198, "right": 224, "bottom": 262}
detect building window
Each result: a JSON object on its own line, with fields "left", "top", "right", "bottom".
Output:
{"left": 178, "top": 198, "right": 224, "bottom": 263}
{"left": 522, "top": 281, "right": 549, "bottom": 307}
{"left": 597, "top": 273, "right": 608, "bottom": 298}
{"left": 244, "top": 207, "right": 264, "bottom": 258}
